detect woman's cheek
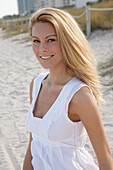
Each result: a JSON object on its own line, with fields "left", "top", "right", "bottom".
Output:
{"left": 32, "top": 45, "right": 39, "bottom": 56}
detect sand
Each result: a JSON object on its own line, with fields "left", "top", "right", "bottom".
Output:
{"left": 0, "top": 28, "right": 113, "bottom": 169}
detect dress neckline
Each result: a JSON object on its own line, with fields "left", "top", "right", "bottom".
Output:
{"left": 32, "top": 73, "right": 75, "bottom": 120}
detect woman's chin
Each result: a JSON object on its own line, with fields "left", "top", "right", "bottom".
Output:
{"left": 40, "top": 64, "right": 51, "bottom": 69}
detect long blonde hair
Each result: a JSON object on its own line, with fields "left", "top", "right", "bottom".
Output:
{"left": 29, "top": 7, "right": 101, "bottom": 105}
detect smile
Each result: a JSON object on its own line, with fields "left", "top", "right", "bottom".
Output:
{"left": 40, "top": 55, "right": 54, "bottom": 60}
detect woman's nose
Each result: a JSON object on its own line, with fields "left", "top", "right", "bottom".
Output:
{"left": 39, "top": 42, "right": 48, "bottom": 52}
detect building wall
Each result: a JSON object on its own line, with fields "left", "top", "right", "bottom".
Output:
{"left": 34, "top": 0, "right": 49, "bottom": 10}
{"left": 17, "top": 0, "right": 24, "bottom": 14}
{"left": 34, "top": 0, "right": 99, "bottom": 9}
{"left": 17, "top": 0, "right": 34, "bottom": 14}
{"left": 34, "top": 0, "right": 73, "bottom": 9}
{"left": 55, "top": 0, "right": 72, "bottom": 8}
{"left": 25, "top": 0, "right": 34, "bottom": 11}
{"left": 75, "top": 0, "right": 99, "bottom": 8}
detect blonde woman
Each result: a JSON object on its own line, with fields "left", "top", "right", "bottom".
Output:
{"left": 23, "top": 8, "right": 113, "bottom": 170}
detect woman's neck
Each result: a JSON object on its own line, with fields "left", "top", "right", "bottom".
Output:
{"left": 47, "top": 66, "right": 73, "bottom": 86}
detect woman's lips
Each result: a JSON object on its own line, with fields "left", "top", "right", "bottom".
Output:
{"left": 40, "top": 55, "right": 54, "bottom": 60}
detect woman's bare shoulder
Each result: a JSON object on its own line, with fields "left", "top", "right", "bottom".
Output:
{"left": 69, "top": 86, "right": 98, "bottom": 121}
{"left": 71, "top": 86, "right": 96, "bottom": 107}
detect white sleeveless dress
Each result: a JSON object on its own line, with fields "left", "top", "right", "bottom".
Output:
{"left": 26, "top": 72, "right": 99, "bottom": 170}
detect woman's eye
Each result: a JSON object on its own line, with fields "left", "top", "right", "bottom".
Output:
{"left": 48, "top": 39, "right": 55, "bottom": 42}
{"left": 33, "top": 40, "right": 40, "bottom": 43}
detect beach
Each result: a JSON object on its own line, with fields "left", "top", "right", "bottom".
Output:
{"left": 0, "top": 28, "right": 113, "bottom": 169}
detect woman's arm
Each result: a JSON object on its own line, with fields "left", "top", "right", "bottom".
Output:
{"left": 23, "top": 79, "right": 34, "bottom": 170}
{"left": 23, "top": 133, "right": 33, "bottom": 170}
{"left": 69, "top": 86, "right": 113, "bottom": 169}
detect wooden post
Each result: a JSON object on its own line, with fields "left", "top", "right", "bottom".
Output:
{"left": 86, "top": 5, "right": 91, "bottom": 38}
{"left": 17, "top": 18, "right": 19, "bottom": 29}
{"left": 2, "top": 20, "right": 5, "bottom": 29}
{"left": 6, "top": 20, "right": 10, "bottom": 29}
{"left": 26, "top": 17, "right": 28, "bottom": 30}
{"left": 13, "top": 19, "right": 16, "bottom": 29}
{"left": 21, "top": 18, "right": 23, "bottom": 29}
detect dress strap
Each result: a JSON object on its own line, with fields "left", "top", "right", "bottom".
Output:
{"left": 32, "top": 72, "right": 49, "bottom": 102}
{"left": 64, "top": 77, "right": 97, "bottom": 114}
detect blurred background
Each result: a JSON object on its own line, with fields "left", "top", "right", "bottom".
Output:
{"left": 0, "top": 0, "right": 113, "bottom": 36}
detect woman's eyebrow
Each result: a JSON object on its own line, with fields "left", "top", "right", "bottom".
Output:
{"left": 32, "top": 34, "right": 57, "bottom": 39}
{"left": 32, "top": 36, "right": 38, "bottom": 38}
{"left": 46, "top": 34, "right": 57, "bottom": 38}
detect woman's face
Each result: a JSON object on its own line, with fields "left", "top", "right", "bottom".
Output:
{"left": 32, "top": 22, "right": 64, "bottom": 69}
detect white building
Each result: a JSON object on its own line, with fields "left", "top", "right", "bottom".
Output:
{"left": 34, "top": 0, "right": 49, "bottom": 10}
{"left": 74, "top": 0, "right": 99, "bottom": 8}
{"left": 17, "top": 0, "right": 34, "bottom": 14}
{"left": 34, "top": 0, "right": 74, "bottom": 10}
{"left": 34, "top": 0, "right": 99, "bottom": 10}
{"left": 52, "top": 0, "right": 73, "bottom": 8}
